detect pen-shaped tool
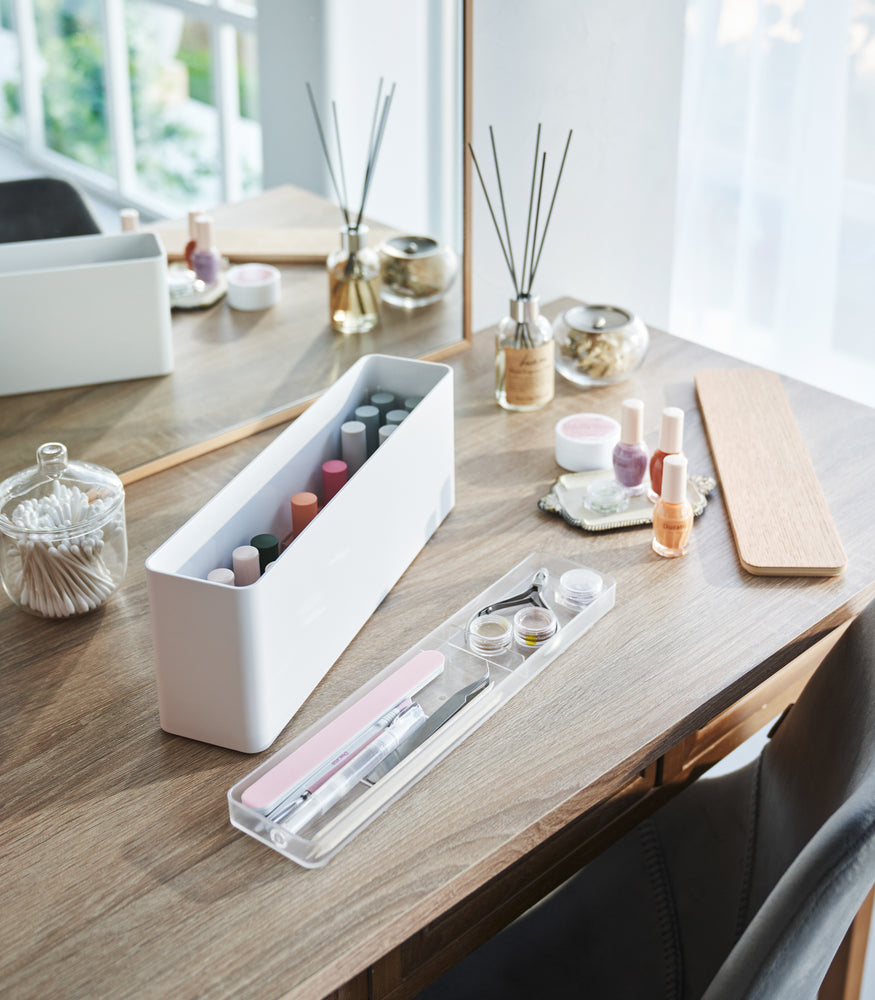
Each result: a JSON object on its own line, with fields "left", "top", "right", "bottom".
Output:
{"left": 265, "top": 700, "right": 409, "bottom": 824}
{"left": 365, "top": 674, "right": 490, "bottom": 784}
{"left": 277, "top": 704, "right": 428, "bottom": 834}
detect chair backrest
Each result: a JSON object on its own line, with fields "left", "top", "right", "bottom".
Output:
{"left": 0, "top": 177, "right": 101, "bottom": 243}
{"left": 703, "top": 601, "right": 875, "bottom": 1000}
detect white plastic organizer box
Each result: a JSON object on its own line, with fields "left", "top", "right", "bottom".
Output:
{"left": 145, "top": 354, "right": 454, "bottom": 753}
{"left": 0, "top": 232, "right": 173, "bottom": 395}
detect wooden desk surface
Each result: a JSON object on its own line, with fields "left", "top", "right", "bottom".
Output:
{"left": 3, "top": 307, "right": 874, "bottom": 1000}
{"left": 0, "top": 186, "right": 465, "bottom": 484}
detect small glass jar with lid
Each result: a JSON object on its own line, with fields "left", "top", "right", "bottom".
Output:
{"left": 0, "top": 442, "right": 127, "bottom": 618}
{"left": 553, "top": 304, "right": 649, "bottom": 387}
{"left": 378, "top": 236, "right": 458, "bottom": 308}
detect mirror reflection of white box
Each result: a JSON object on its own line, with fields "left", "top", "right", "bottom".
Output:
{"left": 0, "top": 232, "right": 173, "bottom": 396}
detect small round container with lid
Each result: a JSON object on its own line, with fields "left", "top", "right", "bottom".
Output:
{"left": 555, "top": 568, "right": 604, "bottom": 611}
{"left": 513, "top": 606, "right": 558, "bottom": 649}
{"left": 554, "top": 304, "right": 649, "bottom": 387}
{"left": 0, "top": 443, "right": 127, "bottom": 618}
{"left": 378, "top": 236, "right": 457, "bottom": 308}
{"left": 467, "top": 614, "right": 513, "bottom": 656}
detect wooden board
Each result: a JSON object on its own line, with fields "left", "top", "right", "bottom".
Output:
{"left": 695, "top": 368, "right": 847, "bottom": 577}
{"left": 148, "top": 222, "right": 399, "bottom": 264}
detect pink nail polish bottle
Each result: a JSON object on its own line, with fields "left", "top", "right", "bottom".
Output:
{"left": 612, "top": 398, "right": 649, "bottom": 496}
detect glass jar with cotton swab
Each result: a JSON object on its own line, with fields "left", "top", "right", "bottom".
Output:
{"left": 0, "top": 443, "right": 127, "bottom": 618}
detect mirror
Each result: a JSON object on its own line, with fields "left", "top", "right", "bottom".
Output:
{"left": 0, "top": 0, "right": 471, "bottom": 486}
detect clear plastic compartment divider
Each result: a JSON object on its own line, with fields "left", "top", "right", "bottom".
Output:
{"left": 228, "top": 551, "right": 616, "bottom": 867}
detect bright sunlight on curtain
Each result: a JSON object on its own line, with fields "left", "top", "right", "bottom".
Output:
{"left": 671, "top": 0, "right": 875, "bottom": 406}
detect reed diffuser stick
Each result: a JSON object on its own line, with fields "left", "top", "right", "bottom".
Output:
{"left": 331, "top": 101, "right": 350, "bottom": 219}
{"left": 489, "top": 126, "right": 518, "bottom": 295}
{"left": 528, "top": 129, "right": 573, "bottom": 291}
{"left": 525, "top": 152, "right": 547, "bottom": 299}
{"left": 306, "top": 83, "right": 350, "bottom": 226}
{"left": 469, "top": 144, "right": 518, "bottom": 294}
{"left": 468, "top": 125, "right": 573, "bottom": 337}
{"left": 356, "top": 83, "right": 396, "bottom": 229}
{"left": 520, "top": 123, "right": 542, "bottom": 299}
{"left": 306, "top": 79, "right": 395, "bottom": 231}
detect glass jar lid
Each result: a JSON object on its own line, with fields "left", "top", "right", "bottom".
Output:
{"left": 564, "top": 304, "right": 632, "bottom": 334}
{"left": 382, "top": 235, "right": 440, "bottom": 259}
{"left": 0, "top": 442, "right": 125, "bottom": 539}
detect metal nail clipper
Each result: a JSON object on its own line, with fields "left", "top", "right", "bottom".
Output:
{"left": 472, "top": 567, "right": 550, "bottom": 619}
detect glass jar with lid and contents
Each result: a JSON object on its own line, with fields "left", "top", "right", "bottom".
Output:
{"left": 553, "top": 304, "right": 649, "bottom": 387}
{"left": 0, "top": 442, "right": 127, "bottom": 618}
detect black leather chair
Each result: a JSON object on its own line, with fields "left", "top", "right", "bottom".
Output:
{"left": 417, "top": 600, "right": 875, "bottom": 1000}
{"left": 0, "top": 176, "right": 101, "bottom": 243}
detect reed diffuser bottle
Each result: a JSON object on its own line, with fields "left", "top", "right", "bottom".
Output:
{"left": 306, "top": 79, "right": 395, "bottom": 334}
{"left": 496, "top": 295, "right": 554, "bottom": 410}
{"left": 328, "top": 225, "right": 380, "bottom": 334}
{"left": 470, "top": 124, "right": 572, "bottom": 411}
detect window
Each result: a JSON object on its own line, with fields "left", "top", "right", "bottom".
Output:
{"left": 671, "top": 0, "right": 875, "bottom": 406}
{"left": 0, "top": 0, "right": 262, "bottom": 216}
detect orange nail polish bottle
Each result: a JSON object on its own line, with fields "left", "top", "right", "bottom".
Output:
{"left": 652, "top": 454, "right": 693, "bottom": 558}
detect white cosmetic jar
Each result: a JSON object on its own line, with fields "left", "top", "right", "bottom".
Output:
{"left": 555, "top": 412, "right": 621, "bottom": 472}
{"left": 226, "top": 263, "right": 282, "bottom": 311}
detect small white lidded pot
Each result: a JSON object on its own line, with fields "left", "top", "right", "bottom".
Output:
{"left": 555, "top": 412, "right": 621, "bottom": 472}
{"left": 226, "top": 262, "right": 282, "bottom": 311}
{"left": 0, "top": 443, "right": 127, "bottom": 618}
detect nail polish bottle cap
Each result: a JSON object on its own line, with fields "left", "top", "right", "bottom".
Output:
{"left": 232, "top": 544, "right": 260, "bottom": 586}
{"left": 658, "top": 407, "right": 684, "bottom": 454}
{"left": 188, "top": 209, "right": 202, "bottom": 237}
{"left": 322, "top": 459, "right": 347, "bottom": 502}
{"left": 291, "top": 492, "right": 318, "bottom": 535}
{"left": 662, "top": 453, "right": 688, "bottom": 504}
{"left": 194, "top": 214, "right": 216, "bottom": 250}
{"left": 340, "top": 420, "right": 368, "bottom": 474}
{"left": 207, "top": 567, "right": 235, "bottom": 586}
{"left": 250, "top": 532, "right": 280, "bottom": 572}
{"left": 620, "top": 399, "right": 644, "bottom": 444}
{"left": 370, "top": 392, "right": 395, "bottom": 419}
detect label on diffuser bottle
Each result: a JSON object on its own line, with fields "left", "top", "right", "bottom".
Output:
{"left": 504, "top": 341, "right": 555, "bottom": 407}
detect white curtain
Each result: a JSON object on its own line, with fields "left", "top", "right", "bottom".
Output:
{"left": 670, "top": 0, "right": 875, "bottom": 406}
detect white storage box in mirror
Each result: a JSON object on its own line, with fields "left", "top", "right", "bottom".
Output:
{"left": 145, "top": 354, "right": 454, "bottom": 753}
{"left": 0, "top": 232, "right": 173, "bottom": 395}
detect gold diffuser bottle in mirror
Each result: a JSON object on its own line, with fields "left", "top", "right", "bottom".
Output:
{"left": 307, "top": 80, "right": 395, "bottom": 334}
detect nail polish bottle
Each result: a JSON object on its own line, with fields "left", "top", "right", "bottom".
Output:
{"left": 652, "top": 454, "right": 693, "bottom": 558}
{"left": 648, "top": 407, "right": 685, "bottom": 502}
{"left": 612, "top": 398, "right": 649, "bottom": 496}
{"left": 192, "top": 214, "right": 222, "bottom": 286}
{"left": 184, "top": 208, "right": 202, "bottom": 269}
{"left": 119, "top": 208, "right": 139, "bottom": 232}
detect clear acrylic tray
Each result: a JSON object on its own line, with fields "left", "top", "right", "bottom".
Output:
{"left": 228, "top": 551, "right": 616, "bottom": 867}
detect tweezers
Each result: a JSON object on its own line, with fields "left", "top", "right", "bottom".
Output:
{"left": 473, "top": 568, "right": 550, "bottom": 618}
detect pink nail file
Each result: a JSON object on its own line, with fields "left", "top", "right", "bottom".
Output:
{"left": 241, "top": 649, "right": 445, "bottom": 810}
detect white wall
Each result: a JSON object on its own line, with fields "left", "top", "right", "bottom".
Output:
{"left": 470, "top": 0, "right": 687, "bottom": 333}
